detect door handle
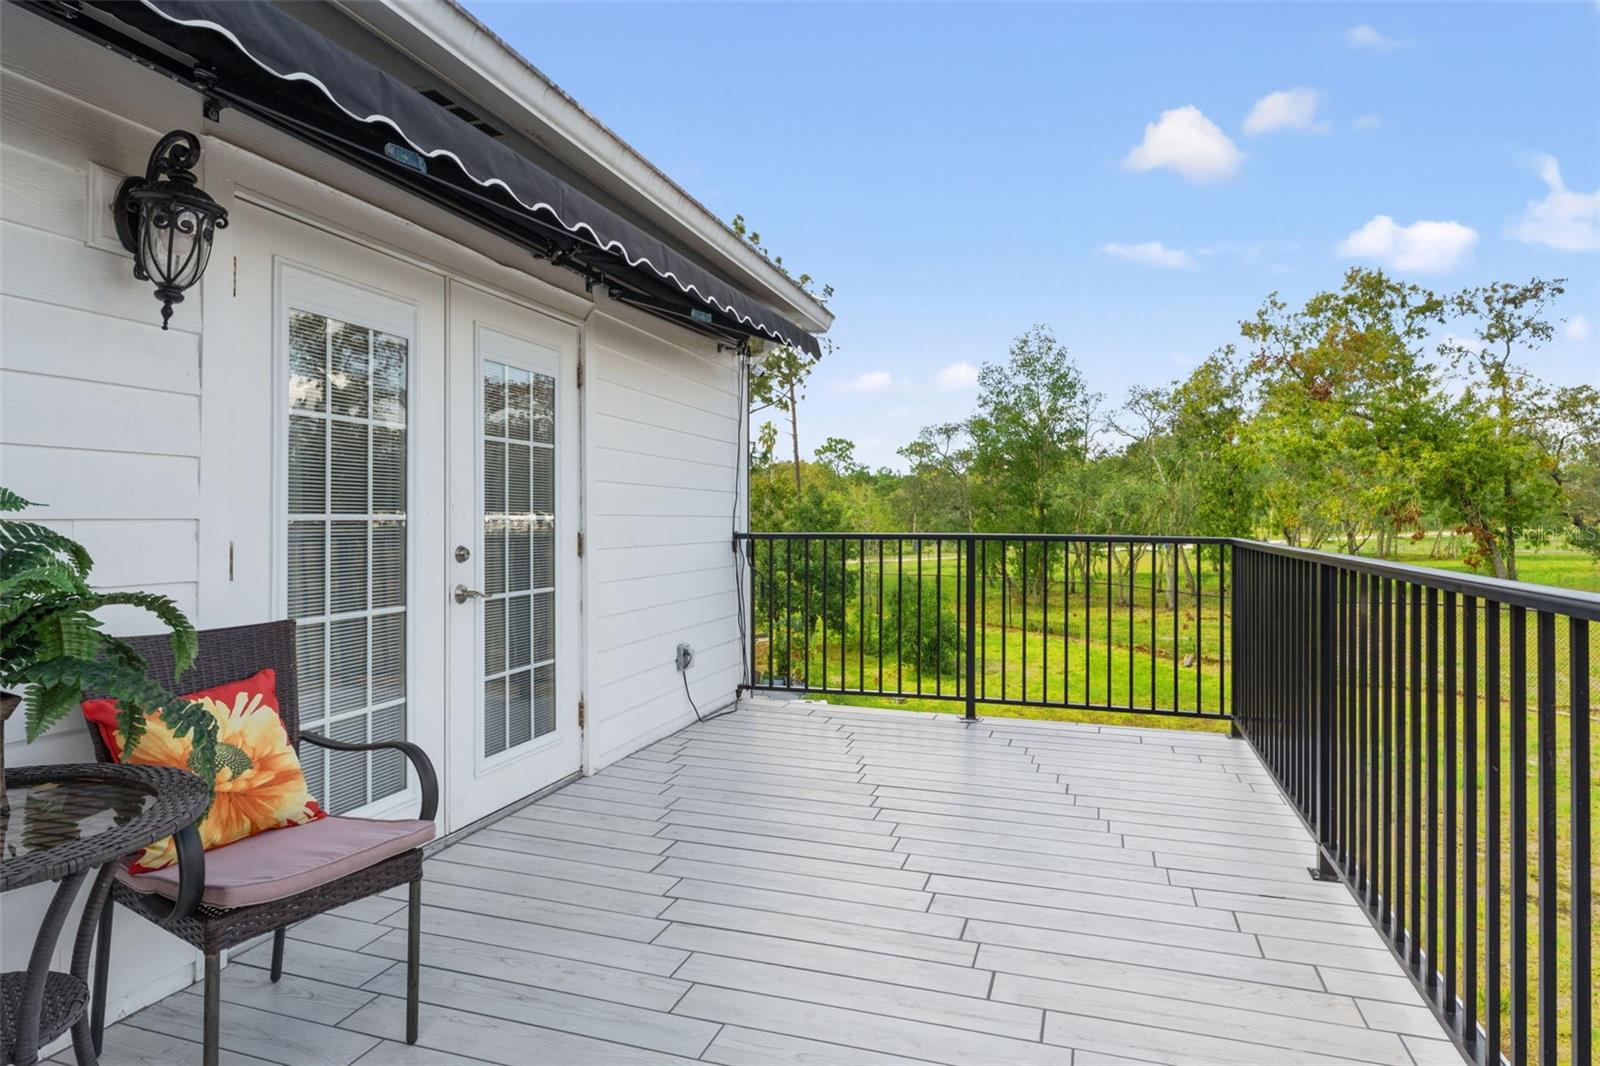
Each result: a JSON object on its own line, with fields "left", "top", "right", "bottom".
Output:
{"left": 453, "top": 584, "right": 485, "bottom": 604}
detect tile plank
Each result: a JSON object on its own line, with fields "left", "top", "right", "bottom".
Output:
{"left": 363, "top": 965, "right": 718, "bottom": 1058}
{"left": 673, "top": 986, "right": 1068, "bottom": 1066}
{"left": 340, "top": 996, "right": 701, "bottom": 1066}
{"left": 654, "top": 925, "right": 989, "bottom": 997}
{"left": 361, "top": 929, "right": 687, "bottom": 1011}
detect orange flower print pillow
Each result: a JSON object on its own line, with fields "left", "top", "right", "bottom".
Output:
{"left": 82, "top": 668, "right": 325, "bottom": 872}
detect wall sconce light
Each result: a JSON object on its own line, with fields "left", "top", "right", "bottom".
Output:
{"left": 112, "top": 130, "right": 229, "bottom": 330}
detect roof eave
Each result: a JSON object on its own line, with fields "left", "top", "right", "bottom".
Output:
{"left": 334, "top": 0, "right": 834, "bottom": 335}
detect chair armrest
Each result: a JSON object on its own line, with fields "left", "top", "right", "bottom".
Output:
{"left": 299, "top": 732, "right": 439, "bottom": 822}
{"left": 145, "top": 822, "right": 205, "bottom": 926}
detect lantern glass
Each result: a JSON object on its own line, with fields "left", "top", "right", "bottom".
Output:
{"left": 112, "top": 130, "right": 229, "bottom": 329}
{"left": 137, "top": 197, "right": 217, "bottom": 294}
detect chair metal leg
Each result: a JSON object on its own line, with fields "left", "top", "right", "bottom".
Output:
{"left": 203, "top": 952, "right": 221, "bottom": 1066}
{"left": 91, "top": 896, "right": 114, "bottom": 1055}
{"left": 270, "top": 927, "right": 286, "bottom": 983}
{"left": 406, "top": 878, "right": 421, "bottom": 1044}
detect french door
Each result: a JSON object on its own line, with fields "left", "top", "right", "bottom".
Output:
{"left": 444, "top": 281, "right": 582, "bottom": 830}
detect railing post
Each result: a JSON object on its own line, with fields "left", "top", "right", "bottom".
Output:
{"left": 1312, "top": 561, "right": 1340, "bottom": 881}
{"left": 964, "top": 535, "right": 977, "bottom": 721}
{"left": 1229, "top": 543, "right": 1242, "bottom": 739}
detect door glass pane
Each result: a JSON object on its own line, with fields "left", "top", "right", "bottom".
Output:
{"left": 287, "top": 307, "right": 408, "bottom": 814}
{"left": 483, "top": 357, "right": 557, "bottom": 758}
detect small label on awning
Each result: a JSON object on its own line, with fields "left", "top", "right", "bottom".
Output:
{"left": 690, "top": 308, "right": 714, "bottom": 324}
{"left": 384, "top": 142, "right": 428, "bottom": 175}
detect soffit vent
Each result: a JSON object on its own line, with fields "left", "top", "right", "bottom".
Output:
{"left": 417, "top": 87, "right": 503, "bottom": 138}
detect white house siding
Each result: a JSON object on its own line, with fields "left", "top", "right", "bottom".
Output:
{"left": 1, "top": 5, "right": 755, "bottom": 1039}
{"left": 0, "top": 9, "right": 218, "bottom": 1031}
{"left": 584, "top": 303, "right": 746, "bottom": 769}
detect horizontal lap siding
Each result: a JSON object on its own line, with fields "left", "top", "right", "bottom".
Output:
{"left": 1, "top": 20, "right": 209, "bottom": 1035}
{"left": 586, "top": 306, "right": 744, "bottom": 769}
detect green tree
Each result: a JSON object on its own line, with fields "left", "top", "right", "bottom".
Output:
{"left": 1240, "top": 268, "right": 1446, "bottom": 555}
{"left": 1435, "top": 278, "right": 1569, "bottom": 577}
{"left": 968, "top": 326, "right": 1097, "bottom": 534}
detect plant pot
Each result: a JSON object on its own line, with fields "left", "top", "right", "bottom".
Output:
{"left": 0, "top": 690, "right": 19, "bottom": 819}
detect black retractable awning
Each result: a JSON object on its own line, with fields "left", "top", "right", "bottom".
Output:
{"left": 74, "top": 0, "right": 820, "bottom": 356}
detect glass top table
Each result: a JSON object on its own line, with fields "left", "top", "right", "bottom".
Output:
{"left": 2, "top": 764, "right": 209, "bottom": 1066}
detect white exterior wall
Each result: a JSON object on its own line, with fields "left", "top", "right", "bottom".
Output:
{"left": 583, "top": 304, "right": 747, "bottom": 769}
{"left": 1, "top": 7, "right": 752, "bottom": 1036}
{"left": 1, "top": 9, "right": 221, "bottom": 1026}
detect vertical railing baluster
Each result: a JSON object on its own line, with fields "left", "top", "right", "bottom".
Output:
{"left": 1487, "top": 598, "right": 1503, "bottom": 1061}
{"left": 1462, "top": 594, "right": 1478, "bottom": 1051}
{"left": 1571, "top": 616, "right": 1591, "bottom": 1066}
{"left": 820, "top": 539, "right": 828, "bottom": 690}
{"left": 1443, "top": 589, "right": 1458, "bottom": 1019}
{"left": 1410, "top": 583, "right": 1424, "bottom": 971}
{"left": 1535, "top": 610, "right": 1556, "bottom": 1066}
{"left": 1511, "top": 604, "right": 1528, "bottom": 1065}
{"left": 1043, "top": 540, "right": 1050, "bottom": 706}
{"left": 1021, "top": 540, "right": 1028, "bottom": 702}
{"left": 1396, "top": 579, "right": 1408, "bottom": 951}
{"left": 876, "top": 538, "right": 884, "bottom": 693}
{"left": 1426, "top": 585, "right": 1439, "bottom": 990}
{"left": 859, "top": 536, "right": 866, "bottom": 693}
{"left": 964, "top": 535, "right": 977, "bottom": 720}
{"left": 935, "top": 540, "right": 943, "bottom": 698}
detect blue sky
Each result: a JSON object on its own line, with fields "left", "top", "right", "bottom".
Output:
{"left": 467, "top": 2, "right": 1600, "bottom": 469}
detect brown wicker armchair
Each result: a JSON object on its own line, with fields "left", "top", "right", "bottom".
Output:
{"left": 83, "top": 621, "right": 437, "bottom": 1066}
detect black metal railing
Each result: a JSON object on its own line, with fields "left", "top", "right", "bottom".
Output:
{"left": 736, "top": 531, "right": 1596, "bottom": 1065}
{"left": 738, "top": 533, "right": 1231, "bottom": 721}
{"left": 1232, "top": 541, "right": 1595, "bottom": 1066}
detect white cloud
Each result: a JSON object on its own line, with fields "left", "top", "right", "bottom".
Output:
{"left": 1102, "top": 241, "right": 1197, "bottom": 269}
{"left": 1352, "top": 114, "right": 1384, "bottom": 131}
{"left": 846, "top": 370, "right": 892, "bottom": 393}
{"left": 1567, "top": 315, "right": 1594, "bottom": 342}
{"left": 1337, "top": 215, "right": 1479, "bottom": 273}
{"left": 1122, "top": 106, "right": 1243, "bottom": 184}
{"left": 1510, "top": 154, "right": 1600, "bottom": 252}
{"left": 1346, "top": 24, "right": 1403, "bottom": 49}
{"left": 1243, "top": 89, "right": 1329, "bottom": 136}
{"left": 934, "top": 362, "right": 979, "bottom": 392}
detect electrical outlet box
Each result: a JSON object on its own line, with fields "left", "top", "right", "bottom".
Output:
{"left": 675, "top": 643, "right": 695, "bottom": 672}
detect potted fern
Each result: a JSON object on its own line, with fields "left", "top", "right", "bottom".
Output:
{"left": 0, "top": 487, "right": 216, "bottom": 814}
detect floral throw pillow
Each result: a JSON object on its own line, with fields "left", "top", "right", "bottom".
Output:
{"left": 82, "top": 667, "right": 325, "bottom": 872}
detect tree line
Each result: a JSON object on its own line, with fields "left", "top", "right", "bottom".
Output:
{"left": 750, "top": 268, "right": 1600, "bottom": 581}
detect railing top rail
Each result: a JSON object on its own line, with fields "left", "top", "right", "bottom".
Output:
{"left": 735, "top": 530, "right": 1600, "bottom": 620}
{"left": 735, "top": 532, "right": 1234, "bottom": 545}
{"left": 1232, "top": 538, "right": 1600, "bottom": 620}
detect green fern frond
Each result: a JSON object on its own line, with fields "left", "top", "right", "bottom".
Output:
{"left": 0, "top": 520, "right": 93, "bottom": 576}
{"left": 0, "top": 487, "right": 38, "bottom": 513}
{"left": 91, "top": 591, "right": 198, "bottom": 673}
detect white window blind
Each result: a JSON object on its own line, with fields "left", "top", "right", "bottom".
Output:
{"left": 287, "top": 309, "right": 409, "bottom": 812}
{"left": 483, "top": 360, "right": 556, "bottom": 757}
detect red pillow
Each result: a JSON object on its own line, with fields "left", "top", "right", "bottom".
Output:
{"left": 83, "top": 667, "right": 325, "bottom": 872}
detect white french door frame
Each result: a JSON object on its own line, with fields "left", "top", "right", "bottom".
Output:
{"left": 270, "top": 260, "right": 424, "bottom": 820}
{"left": 444, "top": 281, "right": 583, "bottom": 830}
{"left": 200, "top": 140, "right": 597, "bottom": 831}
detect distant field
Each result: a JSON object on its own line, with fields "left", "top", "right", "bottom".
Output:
{"left": 1374, "top": 539, "right": 1600, "bottom": 594}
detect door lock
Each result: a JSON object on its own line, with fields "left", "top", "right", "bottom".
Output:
{"left": 454, "top": 545, "right": 471, "bottom": 563}
{"left": 453, "top": 584, "right": 485, "bottom": 604}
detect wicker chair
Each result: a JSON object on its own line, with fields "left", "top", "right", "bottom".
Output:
{"left": 84, "top": 620, "right": 437, "bottom": 1066}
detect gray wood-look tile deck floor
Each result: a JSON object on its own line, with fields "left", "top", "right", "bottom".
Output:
{"left": 77, "top": 698, "right": 1462, "bottom": 1066}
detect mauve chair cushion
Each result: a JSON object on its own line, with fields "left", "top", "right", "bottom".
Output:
{"left": 115, "top": 816, "right": 435, "bottom": 909}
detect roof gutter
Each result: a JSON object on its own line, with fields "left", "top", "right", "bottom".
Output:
{"left": 334, "top": 0, "right": 834, "bottom": 336}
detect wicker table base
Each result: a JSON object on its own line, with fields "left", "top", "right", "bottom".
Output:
{"left": 0, "top": 972, "right": 88, "bottom": 1064}
{"left": 2, "top": 765, "right": 208, "bottom": 1066}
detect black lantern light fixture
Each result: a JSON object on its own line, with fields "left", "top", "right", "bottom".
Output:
{"left": 112, "top": 130, "right": 229, "bottom": 330}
